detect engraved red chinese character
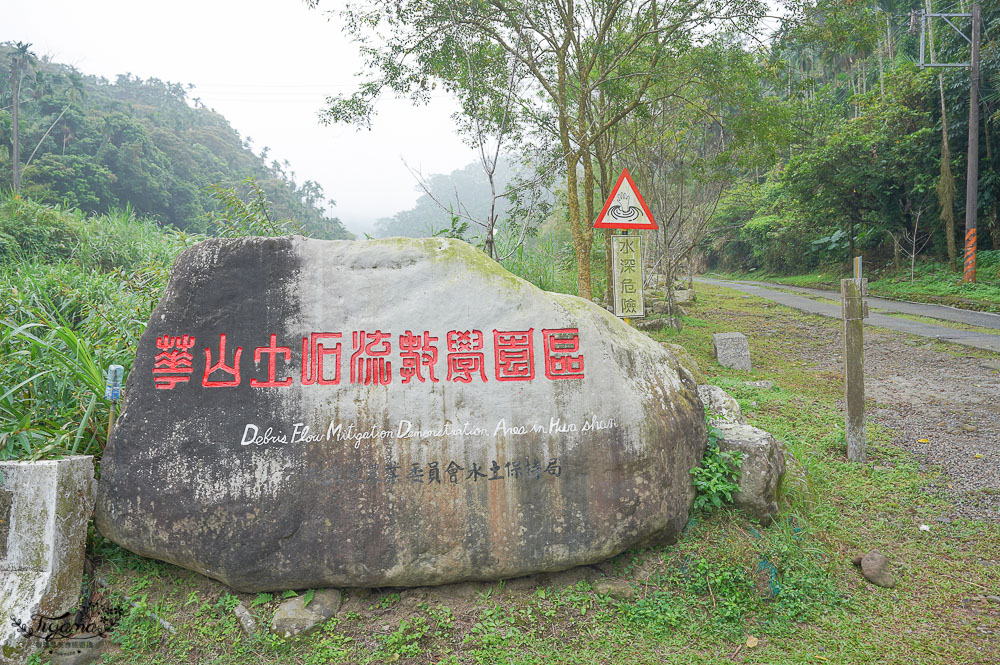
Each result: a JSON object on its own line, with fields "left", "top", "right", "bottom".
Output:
{"left": 493, "top": 328, "right": 534, "bottom": 381}
{"left": 446, "top": 330, "right": 487, "bottom": 383}
{"left": 301, "top": 332, "right": 342, "bottom": 385}
{"left": 542, "top": 328, "right": 584, "bottom": 380}
{"left": 351, "top": 331, "right": 392, "bottom": 385}
{"left": 153, "top": 335, "right": 195, "bottom": 389}
{"left": 399, "top": 330, "right": 439, "bottom": 383}
{"left": 203, "top": 333, "right": 242, "bottom": 387}
{"left": 251, "top": 334, "right": 292, "bottom": 388}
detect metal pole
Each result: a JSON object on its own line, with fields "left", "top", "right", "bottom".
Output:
{"left": 964, "top": 2, "right": 980, "bottom": 283}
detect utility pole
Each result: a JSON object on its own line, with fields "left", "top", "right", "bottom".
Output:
{"left": 919, "top": 2, "right": 982, "bottom": 282}
{"left": 964, "top": 2, "right": 981, "bottom": 283}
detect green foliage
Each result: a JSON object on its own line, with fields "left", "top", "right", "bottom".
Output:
{"left": 0, "top": 193, "right": 182, "bottom": 460}
{"left": 250, "top": 592, "right": 273, "bottom": 608}
{"left": 206, "top": 177, "right": 302, "bottom": 237}
{"left": 690, "top": 419, "right": 743, "bottom": 511}
{"left": 0, "top": 43, "right": 350, "bottom": 238}
{"left": 618, "top": 591, "right": 687, "bottom": 636}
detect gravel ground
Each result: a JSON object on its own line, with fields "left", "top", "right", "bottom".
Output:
{"left": 794, "top": 321, "right": 1000, "bottom": 521}
{"left": 862, "top": 330, "right": 1000, "bottom": 522}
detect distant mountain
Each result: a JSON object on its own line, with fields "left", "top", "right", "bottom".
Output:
{"left": 0, "top": 42, "right": 350, "bottom": 238}
{"left": 375, "top": 160, "right": 517, "bottom": 239}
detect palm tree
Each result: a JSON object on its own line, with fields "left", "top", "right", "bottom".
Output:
{"left": 9, "top": 41, "right": 37, "bottom": 193}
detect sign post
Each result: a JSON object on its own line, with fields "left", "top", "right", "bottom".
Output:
{"left": 105, "top": 364, "right": 124, "bottom": 434}
{"left": 595, "top": 168, "right": 657, "bottom": 322}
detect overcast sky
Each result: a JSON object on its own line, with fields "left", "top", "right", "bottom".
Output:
{"left": 5, "top": 0, "right": 479, "bottom": 234}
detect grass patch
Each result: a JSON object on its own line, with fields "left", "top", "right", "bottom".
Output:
{"left": 69, "top": 281, "right": 1000, "bottom": 665}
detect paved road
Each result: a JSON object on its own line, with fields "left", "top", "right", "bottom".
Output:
{"left": 696, "top": 277, "right": 1000, "bottom": 353}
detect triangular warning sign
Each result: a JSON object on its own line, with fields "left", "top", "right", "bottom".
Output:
{"left": 594, "top": 168, "right": 657, "bottom": 230}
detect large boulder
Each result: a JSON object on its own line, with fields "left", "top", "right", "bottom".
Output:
{"left": 95, "top": 237, "right": 706, "bottom": 591}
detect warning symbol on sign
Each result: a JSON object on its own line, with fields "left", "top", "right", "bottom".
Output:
{"left": 593, "top": 168, "right": 657, "bottom": 230}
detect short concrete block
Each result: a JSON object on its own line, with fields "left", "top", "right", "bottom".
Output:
{"left": 1, "top": 456, "right": 97, "bottom": 665}
{"left": 712, "top": 332, "right": 751, "bottom": 371}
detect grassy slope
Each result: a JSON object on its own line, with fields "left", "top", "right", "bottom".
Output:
{"left": 711, "top": 251, "right": 1000, "bottom": 313}
{"left": 75, "top": 284, "right": 1000, "bottom": 665}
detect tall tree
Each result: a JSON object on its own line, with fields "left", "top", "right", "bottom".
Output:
{"left": 9, "top": 41, "right": 36, "bottom": 194}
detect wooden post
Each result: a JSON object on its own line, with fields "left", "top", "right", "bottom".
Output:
{"left": 841, "top": 279, "right": 867, "bottom": 462}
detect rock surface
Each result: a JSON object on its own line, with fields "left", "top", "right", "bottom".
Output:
{"left": 234, "top": 602, "right": 257, "bottom": 636}
{"left": 852, "top": 551, "right": 896, "bottom": 588}
{"left": 271, "top": 590, "right": 342, "bottom": 637}
{"left": 697, "top": 385, "right": 746, "bottom": 425}
{"left": 712, "top": 332, "right": 751, "bottom": 371}
{"left": 1, "top": 457, "right": 97, "bottom": 665}
{"left": 96, "top": 237, "right": 706, "bottom": 591}
{"left": 662, "top": 344, "right": 707, "bottom": 386}
{"left": 714, "top": 423, "right": 785, "bottom": 523}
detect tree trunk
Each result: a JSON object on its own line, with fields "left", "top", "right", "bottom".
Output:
{"left": 12, "top": 59, "right": 21, "bottom": 193}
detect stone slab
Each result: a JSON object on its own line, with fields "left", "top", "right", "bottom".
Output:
{"left": 712, "top": 332, "right": 751, "bottom": 371}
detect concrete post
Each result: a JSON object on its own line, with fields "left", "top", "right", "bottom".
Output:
{"left": 841, "top": 279, "right": 868, "bottom": 462}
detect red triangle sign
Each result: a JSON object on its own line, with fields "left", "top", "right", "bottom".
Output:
{"left": 594, "top": 168, "right": 657, "bottom": 230}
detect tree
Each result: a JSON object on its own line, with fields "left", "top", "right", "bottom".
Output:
{"left": 318, "top": 0, "right": 765, "bottom": 299}
{"left": 8, "top": 41, "right": 37, "bottom": 193}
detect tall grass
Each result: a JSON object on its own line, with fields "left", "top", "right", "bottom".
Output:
{"left": 1, "top": 192, "right": 190, "bottom": 460}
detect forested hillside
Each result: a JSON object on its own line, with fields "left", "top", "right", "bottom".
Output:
{"left": 705, "top": 1, "right": 1000, "bottom": 276}
{"left": 0, "top": 42, "right": 350, "bottom": 238}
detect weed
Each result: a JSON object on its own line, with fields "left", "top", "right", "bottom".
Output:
{"left": 690, "top": 420, "right": 743, "bottom": 511}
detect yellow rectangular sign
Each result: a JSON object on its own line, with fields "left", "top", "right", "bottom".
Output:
{"left": 612, "top": 235, "right": 644, "bottom": 318}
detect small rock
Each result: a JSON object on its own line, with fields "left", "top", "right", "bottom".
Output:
{"left": 593, "top": 579, "right": 635, "bottom": 600}
{"left": 987, "top": 595, "right": 1000, "bottom": 604}
{"left": 853, "top": 551, "right": 896, "bottom": 589}
{"left": 981, "top": 361, "right": 1000, "bottom": 371}
{"left": 271, "top": 589, "right": 342, "bottom": 637}
{"left": 959, "top": 424, "right": 977, "bottom": 433}
{"left": 934, "top": 517, "right": 953, "bottom": 524}
{"left": 919, "top": 524, "right": 930, "bottom": 532}
{"left": 634, "top": 318, "right": 667, "bottom": 332}
{"left": 697, "top": 385, "right": 746, "bottom": 425}
{"left": 744, "top": 380, "right": 774, "bottom": 391}
{"left": 234, "top": 602, "right": 257, "bottom": 636}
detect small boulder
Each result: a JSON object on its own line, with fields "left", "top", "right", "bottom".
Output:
{"left": 234, "top": 602, "right": 257, "bottom": 636}
{"left": 634, "top": 318, "right": 667, "bottom": 332}
{"left": 270, "top": 589, "right": 342, "bottom": 637}
{"left": 697, "top": 385, "right": 746, "bottom": 425}
{"left": 593, "top": 578, "right": 635, "bottom": 600}
{"left": 673, "top": 289, "right": 694, "bottom": 304}
{"left": 852, "top": 551, "right": 896, "bottom": 589}
{"left": 713, "top": 423, "right": 785, "bottom": 523}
